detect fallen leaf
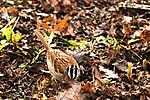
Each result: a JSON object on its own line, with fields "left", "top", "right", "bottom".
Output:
{"left": 6, "top": 7, "right": 19, "bottom": 15}
{"left": 140, "top": 30, "right": 148, "bottom": 39}
{"left": 137, "top": 71, "right": 145, "bottom": 81}
{"left": 81, "top": 82, "right": 94, "bottom": 93}
{"left": 123, "top": 16, "right": 132, "bottom": 23}
{"left": 54, "top": 16, "right": 70, "bottom": 31}
{"left": 42, "top": 23, "right": 50, "bottom": 29}
{"left": 43, "top": 16, "right": 51, "bottom": 22}
{"left": 56, "top": 82, "right": 81, "bottom": 100}
{"left": 127, "top": 62, "right": 133, "bottom": 80}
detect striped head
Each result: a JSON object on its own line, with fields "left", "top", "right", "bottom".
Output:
{"left": 66, "top": 65, "right": 82, "bottom": 80}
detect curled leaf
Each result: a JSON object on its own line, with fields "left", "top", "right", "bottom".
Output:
{"left": 142, "top": 59, "right": 148, "bottom": 70}
{"left": 127, "top": 62, "right": 133, "bottom": 80}
{"left": 137, "top": 71, "right": 145, "bottom": 81}
{"left": 127, "top": 38, "right": 142, "bottom": 44}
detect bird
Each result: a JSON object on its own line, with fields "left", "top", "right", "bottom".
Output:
{"left": 34, "top": 29, "right": 81, "bottom": 82}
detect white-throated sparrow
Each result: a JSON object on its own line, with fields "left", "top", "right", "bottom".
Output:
{"left": 34, "top": 30, "right": 81, "bottom": 82}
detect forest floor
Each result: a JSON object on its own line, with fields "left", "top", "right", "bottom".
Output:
{"left": 0, "top": 0, "right": 150, "bottom": 100}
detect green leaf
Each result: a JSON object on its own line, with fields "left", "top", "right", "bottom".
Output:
{"left": 114, "top": 45, "right": 120, "bottom": 51}
{"left": 68, "top": 40, "right": 77, "bottom": 46}
{"left": 0, "top": 40, "right": 7, "bottom": 51}
{"left": 0, "top": 44, "right": 4, "bottom": 51}
{"left": 1, "top": 25, "right": 23, "bottom": 43}
{"left": 1, "top": 26, "right": 12, "bottom": 41}
{"left": 68, "top": 46, "right": 75, "bottom": 50}
{"left": 67, "top": 39, "right": 88, "bottom": 50}
{"left": 19, "top": 63, "right": 27, "bottom": 68}
{"left": 128, "top": 38, "right": 142, "bottom": 44}
{"left": 0, "top": 27, "right": 7, "bottom": 36}
{"left": 102, "top": 78, "right": 112, "bottom": 84}
{"left": 12, "top": 32, "right": 24, "bottom": 43}
{"left": 96, "top": 36, "right": 106, "bottom": 41}
{"left": 130, "top": 25, "right": 138, "bottom": 29}
{"left": 31, "top": 48, "right": 45, "bottom": 64}
{"left": 11, "top": 31, "right": 15, "bottom": 42}
{"left": 80, "top": 40, "right": 88, "bottom": 49}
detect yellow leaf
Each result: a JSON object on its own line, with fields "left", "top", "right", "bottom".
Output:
{"left": 142, "top": 59, "right": 147, "bottom": 70}
{"left": 137, "top": 71, "right": 145, "bottom": 81}
{"left": 12, "top": 32, "right": 24, "bottom": 43}
{"left": 32, "top": 94, "right": 39, "bottom": 99}
{"left": 41, "top": 93, "right": 47, "bottom": 100}
{"left": 41, "top": 78, "right": 49, "bottom": 89}
{"left": 127, "top": 62, "right": 133, "bottom": 79}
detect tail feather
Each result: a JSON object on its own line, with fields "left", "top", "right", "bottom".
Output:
{"left": 51, "top": 71, "right": 63, "bottom": 82}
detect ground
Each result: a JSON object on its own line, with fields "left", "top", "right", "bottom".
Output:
{"left": 0, "top": 0, "right": 150, "bottom": 100}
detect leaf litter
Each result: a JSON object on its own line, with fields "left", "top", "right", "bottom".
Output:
{"left": 0, "top": 0, "right": 150, "bottom": 99}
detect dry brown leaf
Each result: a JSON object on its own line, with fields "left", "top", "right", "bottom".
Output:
{"left": 94, "top": 79, "right": 105, "bottom": 91}
{"left": 32, "top": 94, "right": 39, "bottom": 99}
{"left": 6, "top": 7, "right": 19, "bottom": 15}
{"left": 109, "top": 24, "right": 116, "bottom": 37}
{"left": 42, "top": 23, "right": 50, "bottom": 29}
{"left": 43, "top": 16, "right": 51, "bottom": 22}
{"left": 65, "top": 25, "right": 74, "bottom": 36}
{"left": 50, "top": 0, "right": 58, "bottom": 6}
{"left": 81, "top": 82, "right": 94, "bottom": 93}
{"left": 140, "top": 30, "right": 148, "bottom": 39}
{"left": 55, "top": 82, "right": 81, "bottom": 100}
{"left": 98, "top": 65, "right": 119, "bottom": 79}
{"left": 127, "top": 23, "right": 133, "bottom": 34}
{"left": 54, "top": 16, "right": 70, "bottom": 31}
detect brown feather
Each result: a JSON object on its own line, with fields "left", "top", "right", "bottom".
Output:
{"left": 34, "top": 29, "right": 80, "bottom": 82}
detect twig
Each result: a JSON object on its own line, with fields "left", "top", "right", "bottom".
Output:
{"left": 11, "top": 17, "right": 20, "bottom": 32}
